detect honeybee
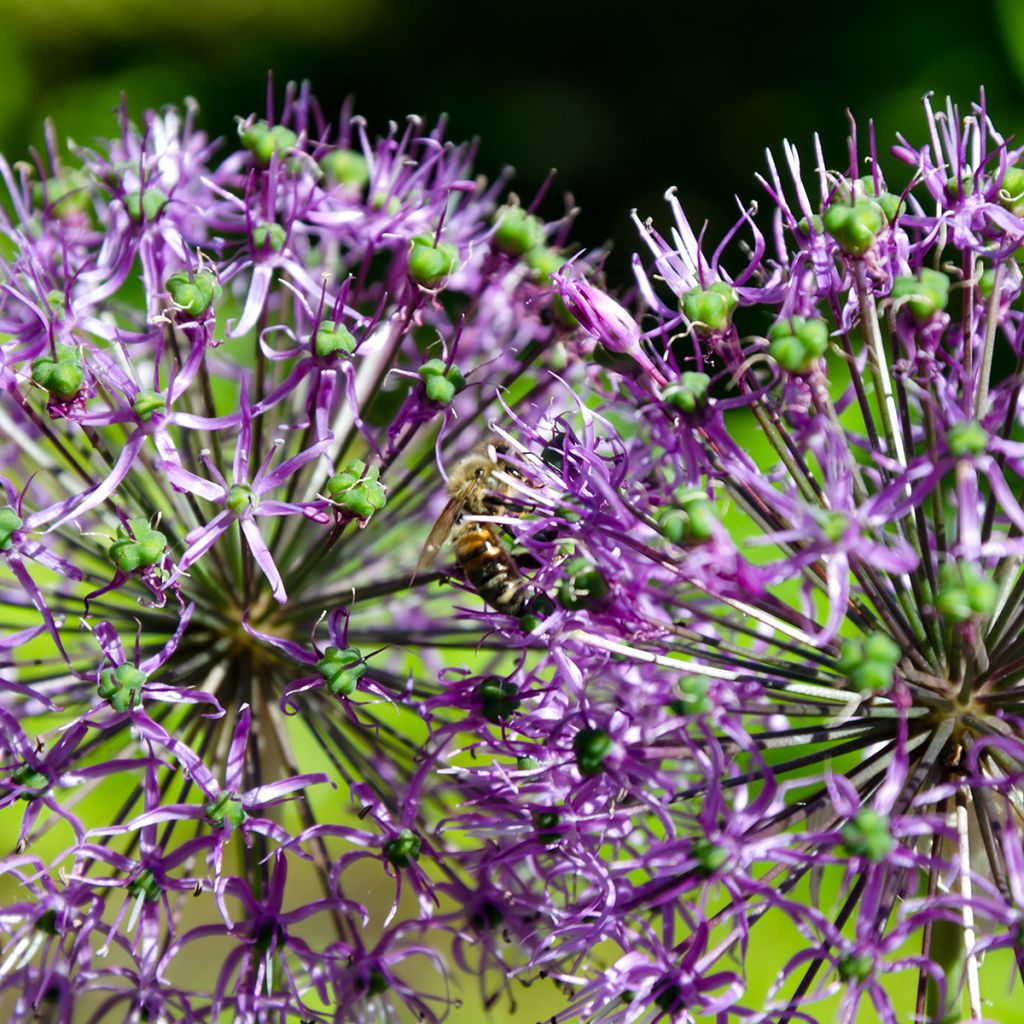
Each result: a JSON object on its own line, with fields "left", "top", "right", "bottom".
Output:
{"left": 417, "top": 442, "right": 530, "bottom": 615}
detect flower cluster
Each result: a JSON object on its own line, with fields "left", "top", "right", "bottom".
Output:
{"left": 393, "top": 93, "right": 1024, "bottom": 1024}
{"left": 6, "top": 81, "right": 1024, "bottom": 1024}
{"left": 0, "top": 82, "right": 590, "bottom": 1021}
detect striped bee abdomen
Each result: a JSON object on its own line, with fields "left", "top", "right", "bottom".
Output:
{"left": 452, "top": 524, "right": 528, "bottom": 615}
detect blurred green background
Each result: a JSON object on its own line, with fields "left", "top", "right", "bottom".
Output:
{"left": 4, "top": 0, "right": 1024, "bottom": 1020}
{"left": 3, "top": 0, "right": 1024, "bottom": 279}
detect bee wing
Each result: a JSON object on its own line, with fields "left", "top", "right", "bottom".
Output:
{"left": 414, "top": 484, "right": 473, "bottom": 578}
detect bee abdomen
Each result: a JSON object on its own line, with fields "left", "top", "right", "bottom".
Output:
{"left": 453, "top": 525, "right": 528, "bottom": 615}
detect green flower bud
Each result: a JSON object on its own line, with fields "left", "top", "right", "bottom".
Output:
{"left": 325, "top": 460, "right": 387, "bottom": 520}
{"left": 768, "top": 316, "right": 830, "bottom": 375}
{"left": 108, "top": 518, "right": 167, "bottom": 572}
{"left": 417, "top": 359, "right": 465, "bottom": 404}
{"left": 840, "top": 807, "right": 894, "bottom": 862}
{"left": 132, "top": 390, "right": 165, "bottom": 422}
{"left": 518, "top": 592, "right": 556, "bottom": 631}
{"left": 0, "top": 506, "right": 24, "bottom": 551}
{"left": 98, "top": 663, "right": 147, "bottom": 713}
{"left": 320, "top": 149, "right": 370, "bottom": 189}
{"left": 32, "top": 346, "right": 86, "bottom": 402}
{"left": 823, "top": 198, "right": 884, "bottom": 256}
{"left": 891, "top": 269, "right": 950, "bottom": 322}
{"left": 947, "top": 420, "right": 988, "bottom": 457}
{"left": 691, "top": 836, "right": 729, "bottom": 876}
{"left": 124, "top": 188, "right": 168, "bottom": 223}
{"left": 797, "top": 213, "right": 824, "bottom": 236}
{"left": 979, "top": 266, "right": 998, "bottom": 301}
{"left": 661, "top": 371, "right": 711, "bottom": 414}
{"left": 127, "top": 868, "right": 161, "bottom": 903}
{"left": 316, "top": 645, "right": 366, "bottom": 697}
{"left": 493, "top": 206, "right": 546, "bottom": 256}
{"left": 363, "top": 969, "right": 389, "bottom": 996}
{"left": 836, "top": 177, "right": 901, "bottom": 222}
{"left": 524, "top": 245, "right": 563, "bottom": 283}
{"left": 820, "top": 511, "right": 848, "bottom": 543}
{"left": 937, "top": 562, "right": 997, "bottom": 622}
{"left": 204, "top": 792, "right": 247, "bottom": 829}
{"left": 517, "top": 755, "right": 541, "bottom": 771}
{"left": 166, "top": 269, "right": 220, "bottom": 317}
{"left": 573, "top": 727, "right": 612, "bottom": 777}
{"left": 226, "top": 483, "right": 256, "bottom": 515}
{"left": 837, "top": 951, "right": 874, "bottom": 982}
{"left": 1000, "top": 166, "right": 1024, "bottom": 217}
{"left": 423, "top": 375, "right": 454, "bottom": 404}
{"left": 477, "top": 676, "right": 520, "bottom": 723}
{"left": 681, "top": 282, "right": 738, "bottom": 332}
{"left": 653, "top": 981, "right": 682, "bottom": 1013}
{"left": 314, "top": 322, "right": 357, "bottom": 359}
{"left": 240, "top": 120, "right": 297, "bottom": 165}
{"left": 253, "top": 222, "right": 287, "bottom": 252}
{"left": 658, "top": 488, "right": 717, "bottom": 545}
{"left": 557, "top": 558, "right": 609, "bottom": 611}
{"left": 408, "top": 234, "right": 460, "bottom": 288}
{"left": 10, "top": 764, "right": 49, "bottom": 798}
{"left": 370, "top": 191, "right": 402, "bottom": 215}
{"left": 533, "top": 809, "right": 561, "bottom": 845}
{"left": 383, "top": 827, "right": 421, "bottom": 868}
{"left": 33, "top": 170, "right": 91, "bottom": 218}
{"left": 670, "top": 675, "right": 713, "bottom": 716}
{"left": 836, "top": 631, "right": 901, "bottom": 694}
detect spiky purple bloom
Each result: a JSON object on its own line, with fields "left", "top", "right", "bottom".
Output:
{"left": 376, "top": 92, "right": 1024, "bottom": 1024}
{"left": 0, "top": 82, "right": 591, "bottom": 1022}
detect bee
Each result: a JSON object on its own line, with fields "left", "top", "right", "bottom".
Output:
{"left": 417, "top": 442, "right": 530, "bottom": 615}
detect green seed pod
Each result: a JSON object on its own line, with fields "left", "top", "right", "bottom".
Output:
{"left": 240, "top": 120, "right": 297, "bottom": 165}
{"left": 823, "top": 198, "right": 884, "bottom": 256}
{"left": 383, "top": 827, "right": 422, "bottom": 867}
{"left": 320, "top": 149, "right": 370, "bottom": 190}
{"left": 166, "top": 269, "right": 220, "bottom": 317}
{"left": 661, "top": 371, "right": 711, "bottom": 414}
{"left": 325, "top": 461, "right": 387, "bottom": 520}
{"left": 837, "top": 951, "right": 875, "bottom": 982}
{"left": 0, "top": 506, "right": 24, "bottom": 550}
{"left": 493, "top": 206, "right": 546, "bottom": 256}
{"left": 768, "top": 316, "right": 830, "bottom": 375}
{"left": 524, "top": 245, "right": 563, "bottom": 283}
{"left": 226, "top": 484, "right": 256, "bottom": 516}
{"left": 314, "top": 322, "right": 357, "bottom": 359}
{"left": 557, "top": 558, "right": 609, "bottom": 611}
{"left": 408, "top": 234, "right": 460, "bottom": 288}
{"left": 253, "top": 222, "right": 287, "bottom": 252}
{"left": 315, "top": 645, "right": 366, "bottom": 697}
{"left": 681, "top": 282, "right": 738, "bottom": 333}
{"left": 124, "top": 188, "right": 169, "bottom": 223}
{"left": 132, "top": 390, "right": 165, "bottom": 422}
{"left": 533, "top": 810, "right": 561, "bottom": 845}
{"left": 477, "top": 676, "right": 520, "bottom": 723}
{"left": 947, "top": 420, "right": 988, "bottom": 457}
{"left": 204, "top": 793, "right": 247, "bottom": 829}
{"left": 573, "top": 727, "right": 613, "bottom": 777}
{"left": 840, "top": 807, "right": 894, "bottom": 862}
{"left": 691, "top": 836, "right": 729, "bottom": 876}
{"left": 891, "top": 269, "right": 950, "bottom": 322}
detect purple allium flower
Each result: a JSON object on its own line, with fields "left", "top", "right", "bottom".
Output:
{"left": 515, "top": 90, "right": 1024, "bottom": 1023}
{"left": 0, "top": 80, "right": 593, "bottom": 1021}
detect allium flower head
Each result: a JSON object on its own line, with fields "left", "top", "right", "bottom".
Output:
{"left": 491, "top": 91, "right": 1024, "bottom": 1023}
{"left": 0, "top": 81, "right": 592, "bottom": 1021}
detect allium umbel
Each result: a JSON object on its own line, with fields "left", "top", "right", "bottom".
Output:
{"left": 0, "top": 83, "right": 591, "bottom": 1022}
{"left": 4, "top": 82, "right": 1024, "bottom": 1024}
{"left": 539, "top": 93, "right": 1024, "bottom": 1022}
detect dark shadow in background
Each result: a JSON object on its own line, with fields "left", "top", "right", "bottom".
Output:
{"left": 4, "top": 0, "right": 1022, "bottom": 279}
